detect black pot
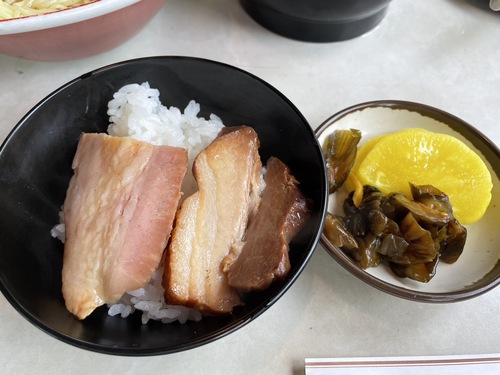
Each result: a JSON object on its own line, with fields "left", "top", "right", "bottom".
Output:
{"left": 241, "top": 0, "right": 392, "bottom": 42}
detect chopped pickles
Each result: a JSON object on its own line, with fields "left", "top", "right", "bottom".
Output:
{"left": 321, "top": 129, "right": 467, "bottom": 283}
{"left": 324, "top": 184, "right": 467, "bottom": 283}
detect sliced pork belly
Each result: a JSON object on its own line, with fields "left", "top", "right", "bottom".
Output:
{"left": 62, "top": 133, "right": 187, "bottom": 320}
{"left": 226, "top": 157, "right": 311, "bottom": 292}
{"left": 164, "top": 126, "right": 263, "bottom": 314}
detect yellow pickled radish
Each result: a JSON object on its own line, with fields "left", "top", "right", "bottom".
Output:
{"left": 344, "top": 135, "right": 384, "bottom": 206}
{"left": 353, "top": 128, "right": 492, "bottom": 225}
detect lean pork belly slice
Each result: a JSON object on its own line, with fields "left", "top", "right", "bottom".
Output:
{"left": 226, "top": 156, "right": 312, "bottom": 292}
{"left": 164, "top": 126, "right": 264, "bottom": 314}
{"left": 62, "top": 133, "right": 187, "bottom": 320}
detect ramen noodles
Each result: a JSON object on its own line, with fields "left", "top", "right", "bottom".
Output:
{"left": 0, "top": 0, "right": 98, "bottom": 20}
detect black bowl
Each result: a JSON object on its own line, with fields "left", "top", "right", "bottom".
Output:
{"left": 241, "top": 0, "right": 392, "bottom": 42}
{"left": 0, "top": 56, "right": 328, "bottom": 355}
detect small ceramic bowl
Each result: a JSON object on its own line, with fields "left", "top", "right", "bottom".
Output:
{"left": 315, "top": 100, "right": 500, "bottom": 302}
{"left": 0, "top": 0, "right": 166, "bottom": 61}
{"left": 0, "top": 56, "right": 327, "bottom": 355}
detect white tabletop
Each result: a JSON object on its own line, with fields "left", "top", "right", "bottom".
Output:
{"left": 1, "top": 1, "right": 499, "bottom": 374}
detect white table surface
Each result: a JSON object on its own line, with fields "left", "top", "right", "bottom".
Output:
{"left": 1, "top": 1, "right": 499, "bottom": 374}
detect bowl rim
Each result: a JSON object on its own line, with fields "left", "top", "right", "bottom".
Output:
{"left": 0, "top": 55, "right": 328, "bottom": 355}
{"left": 315, "top": 99, "right": 500, "bottom": 303}
{"left": 0, "top": 0, "right": 141, "bottom": 35}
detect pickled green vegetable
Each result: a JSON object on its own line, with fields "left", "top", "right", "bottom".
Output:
{"left": 323, "top": 129, "right": 361, "bottom": 194}
{"left": 330, "top": 184, "right": 467, "bottom": 283}
{"left": 323, "top": 213, "right": 358, "bottom": 250}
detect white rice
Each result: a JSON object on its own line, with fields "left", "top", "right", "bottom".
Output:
{"left": 53, "top": 82, "right": 225, "bottom": 324}
{"left": 107, "top": 82, "right": 224, "bottom": 197}
{"left": 107, "top": 267, "right": 202, "bottom": 324}
{"left": 50, "top": 210, "right": 65, "bottom": 243}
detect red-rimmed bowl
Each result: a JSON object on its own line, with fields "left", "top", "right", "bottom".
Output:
{"left": 316, "top": 100, "right": 500, "bottom": 303}
{"left": 0, "top": 0, "right": 166, "bottom": 61}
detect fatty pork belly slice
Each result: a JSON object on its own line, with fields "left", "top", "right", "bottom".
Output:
{"left": 226, "top": 156, "right": 312, "bottom": 292}
{"left": 164, "top": 126, "right": 263, "bottom": 314}
{"left": 62, "top": 133, "right": 187, "bottom": 320}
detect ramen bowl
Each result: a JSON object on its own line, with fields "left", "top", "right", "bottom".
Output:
{"left": 0, "top": 0, "right": 166, "bottom": 61}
